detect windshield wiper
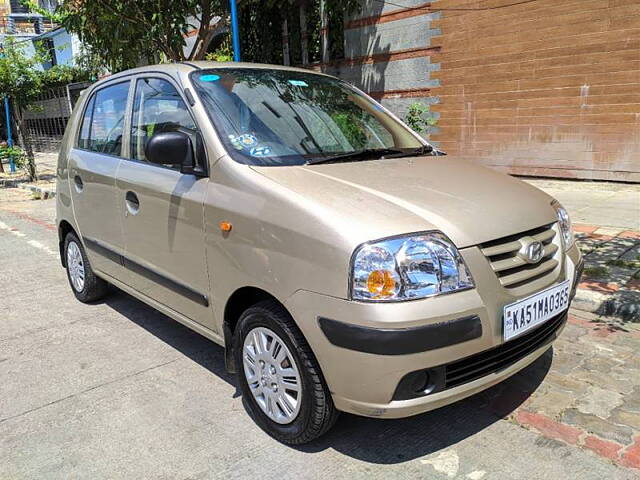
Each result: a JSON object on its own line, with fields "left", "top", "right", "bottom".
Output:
{"left": 306, "top": 145, "right": 435, "bottom": 165}
{"left": 306, "top": 148, "right": 409, "bottom": 165}
{"left": 383, "top": 144, "right": 434, "bottom": 158}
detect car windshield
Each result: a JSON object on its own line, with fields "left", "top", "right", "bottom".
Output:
{"left": 191, "top": 68, "right": 426, "bottom": 166}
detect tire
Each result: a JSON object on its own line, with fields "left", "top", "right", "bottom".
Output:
{"left": 64, "top": 232, "right": 109, "bottom": 303}
{"left": 234, "top": 300, "right": 338, "bottom": 444}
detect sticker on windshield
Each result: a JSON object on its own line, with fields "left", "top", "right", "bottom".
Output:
{"left": 228, "top": 134, "right": 244, "bottom": 150}
{"left": 238, "top": 134, "right": 258, "bottom": 147}
{"left": 288, "top": 80, "right": 308, "bottom": 87}
{"left": 250, "top": 146, "right": 272, "bottom": 157}
{"left": 200, "top": 74, "right": 221, "bottom": 82}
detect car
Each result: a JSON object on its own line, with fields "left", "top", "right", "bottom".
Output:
{"left": 56, "top": 62, "right": 583, "bottom": 444}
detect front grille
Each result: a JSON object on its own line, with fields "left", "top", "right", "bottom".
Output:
{"left": 480, "top": 224, "right": 559, "bottom": 289}
{"left": 444, "top": 311, "right": 566, "bottom": 389}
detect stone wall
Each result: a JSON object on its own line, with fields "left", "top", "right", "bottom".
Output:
{"left": 316, "top": 1, "right": 441, "bottom": 121}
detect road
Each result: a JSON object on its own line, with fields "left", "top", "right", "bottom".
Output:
{"left": 0, "top": 187, "right": 637, "bottom": 480}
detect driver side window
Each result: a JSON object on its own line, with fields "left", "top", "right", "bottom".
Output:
{"left": 130, "top": 77, "right": 197, "bottom": 166}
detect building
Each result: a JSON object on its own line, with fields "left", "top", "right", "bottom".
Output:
{"left": 0, "top": 0, "right": 81, "bottom": 69}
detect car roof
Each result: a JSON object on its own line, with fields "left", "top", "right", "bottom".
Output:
{"left": 91, "top": 61, "right": 334, "bottom": 89}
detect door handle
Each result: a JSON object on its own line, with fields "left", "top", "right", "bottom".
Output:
{"left": 125, "top": 191, "right": 140, "bottom": 215}
{"left": 73, "top": 175, "right": 84, "bottom": 193}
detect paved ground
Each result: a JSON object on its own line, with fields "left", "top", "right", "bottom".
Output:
{"left": 524, "top": 179, "right": 640, "bottom": 231}
{"left": 0, "top": 152, "right": 57, "bottom": 187}
{"left": 1, "top": 187, "right": 639, "bottom": 479}
{"left": 572, "top": 227, "right": 640, "bottom": 323}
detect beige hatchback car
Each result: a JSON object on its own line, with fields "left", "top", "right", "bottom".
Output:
{"left": 57, "top": 62, "right": 583, "bottom": 444}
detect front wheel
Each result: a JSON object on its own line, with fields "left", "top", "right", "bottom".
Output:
{"left": 234, "top": 300, "right": 338, "bottom": 444}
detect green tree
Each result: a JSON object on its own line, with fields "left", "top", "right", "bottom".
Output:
{"left": 0, "top": 38, "right": 43, "bottom": 180}
{"left": 238, "top": 0, "right": 359, "bottom": 65}
{"left": 31, "top": 0, "right": 359, "bottom": 71}
{"left": 58, "top": 0, "right": 229, "bottom": 72}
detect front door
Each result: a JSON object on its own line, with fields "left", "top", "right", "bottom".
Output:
{"left": 117, "top": 76, "right": 211, "bottom": 326}
{"left": 68, "top": 80, "right": 130, "bottom": 279}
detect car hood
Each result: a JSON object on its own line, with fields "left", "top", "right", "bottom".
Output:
{"left": 251, "top": 156, "right": 557, "bottom": 249}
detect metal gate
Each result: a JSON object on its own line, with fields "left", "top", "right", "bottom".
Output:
{"left": 21, "top": 82, "right": 91, "bottom": 153}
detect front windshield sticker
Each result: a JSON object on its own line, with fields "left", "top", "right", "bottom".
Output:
{"left": 200, "top": 74, "right": 221, "bottom": 82}
{"left": 228, "top": 134, "right": 244, "bottom": 150}
{"left": 238, "top": 134, "right": 258, "bottom": 147}
{"left": 288, "top": 79, "right": 309, "bottom": 87}
{"left": 250, "top": 146, "right": 272, "bottom": 157}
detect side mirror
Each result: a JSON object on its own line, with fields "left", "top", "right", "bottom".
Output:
{"left": 145, "top": 131, "right": 206, "bottom": 176}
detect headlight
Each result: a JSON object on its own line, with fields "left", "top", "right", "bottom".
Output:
{"left": 350, "top": 232, "right": 475, "bottom": 302}
{"left": 552, "top": 201, "right": 573, "bottom": 248}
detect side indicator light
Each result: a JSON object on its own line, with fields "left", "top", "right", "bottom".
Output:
{"left": 219, "top": 221, "right": 233, "bottom": 233}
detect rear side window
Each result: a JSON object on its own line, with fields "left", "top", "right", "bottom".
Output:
{"left": 130, "top": 78, "right": 196, "bottom": 164}
{"left": 78, "top": 81, "right": 130, "bottom": 156}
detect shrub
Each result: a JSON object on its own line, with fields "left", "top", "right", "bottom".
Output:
{"left": 404, "top": 102, "right": 438, "bottom": 134}
{"left": 0, "top": 144, "right": 29, "bottom": 172}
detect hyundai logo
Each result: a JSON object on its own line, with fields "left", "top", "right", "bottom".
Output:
{"left": 524, "top": 240, "right": 544, "bottom": 264}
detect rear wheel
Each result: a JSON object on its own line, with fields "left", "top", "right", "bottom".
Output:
{"left": 234, "top": 300, "right": 338, "bottom": 444}
{"left": 64, "top": 232, "right": 108, "bottom": 303}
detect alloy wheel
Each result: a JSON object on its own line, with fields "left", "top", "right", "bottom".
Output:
{"left": 242, "top": 327, "right": 302, "bottom": 424}
{"left": 67, "top": 241, "right": 85, "bottom": 292}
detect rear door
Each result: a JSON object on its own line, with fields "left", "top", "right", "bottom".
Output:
{"left": 68, "top": 80, "right": 131, "bottom": 279}
{"left": 116, "top": 75, "right": 212, "bottom": 326}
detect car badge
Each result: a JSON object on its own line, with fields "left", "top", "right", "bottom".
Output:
{"left": 518, "top": 238, "right": 544, "bottom": 264}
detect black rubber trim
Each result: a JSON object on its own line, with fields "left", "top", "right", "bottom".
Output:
{"left": 318, "top": 315, "right": 482, "bottom": 355}
{"left": 83, "top": 236, "right": 209, "bottom": 307}
{"left": 123, "top": 257, "right": 209, "bottom": 307}
{"left": 180, "top": 62, "right": 202, "bottom": 70}
{"left": 84, "top": 237, "right": 124, "bottom": 266}
{"left": 392, "top": 311, "right": 567, "bottom": 400}
{"left": 570, "top": 257, "right": 584, "bottom": 301}
{"left": 184, "top": 88, "right": 196, "bottom": 106}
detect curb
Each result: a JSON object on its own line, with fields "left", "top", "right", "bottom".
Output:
{"left": 17, "top": 183, "right": 56, "bottom": 199}
{"left": 572, "top": 288, "right": 608, "bottom": 314}
{"left": 572, "top": 287, "right": 640, "bottom": 323}
{"left": 0, "top": 178, "right": 21, "bottom": 188}
{"left": 572, "top": 223, "right": 640, "bottom": 322}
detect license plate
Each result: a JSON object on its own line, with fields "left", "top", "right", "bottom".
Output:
{"left": 503, "top": 280, "right": 570, "bottom": 341}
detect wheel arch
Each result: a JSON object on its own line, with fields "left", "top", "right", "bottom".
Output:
{"left": 222, "top": 286, "right": 289, "bottom": 374}
{"left": 58, "top": 219, "right": 77, "bottom": 267}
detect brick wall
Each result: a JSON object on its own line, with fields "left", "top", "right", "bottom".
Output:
{"left": 429, "top": 0, "right": 640, "bottom": 182}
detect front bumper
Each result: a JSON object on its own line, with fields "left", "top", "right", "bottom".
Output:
{"left": 284, "top": 242, "right": 582, "bottom": 419}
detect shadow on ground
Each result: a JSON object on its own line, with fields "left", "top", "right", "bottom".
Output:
{"left": 104, "top": 289, "right": 238, "bottom": 392}
{"left": 104, "top": 288, "right": 551, "bottom": 464}
{"left": 297, "top": 350, "right": 551, "bottom": 463}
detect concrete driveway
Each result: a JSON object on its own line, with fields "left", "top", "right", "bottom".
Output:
{"left": 524, "top": 179, "right": 640, "bottom": 231}
{"left": 1, "top": 188, "right": 638, "bottom": 479}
